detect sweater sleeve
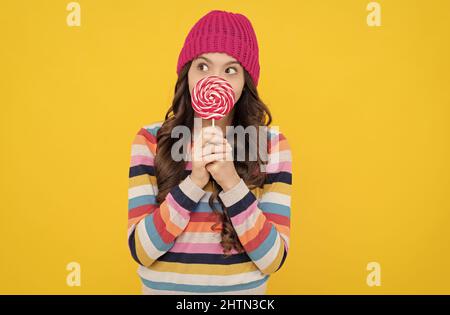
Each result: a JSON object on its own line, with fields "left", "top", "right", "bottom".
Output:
{"left": 218, "top": 130, "right": 292, "bottom": 275}
{"left": 127, "top": 126, "right": 206, "bottom": 267}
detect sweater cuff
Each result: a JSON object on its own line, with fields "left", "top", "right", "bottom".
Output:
{"left": 179, "top": 175, "right": 206, "bottom": 203}
{"left": 218, "top": 178, "right": 250, "bottom": 207}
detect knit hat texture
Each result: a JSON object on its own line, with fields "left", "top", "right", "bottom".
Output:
{"left": 177, "top": 10, "right": 260, "bottom": 86}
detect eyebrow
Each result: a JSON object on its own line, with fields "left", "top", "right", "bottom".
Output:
{"left": 196, "top": 56, "right": 240, "bottom": 66}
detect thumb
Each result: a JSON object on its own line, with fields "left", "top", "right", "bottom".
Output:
{"left": 205, "top": 160, "right": 216, "bottom": 171}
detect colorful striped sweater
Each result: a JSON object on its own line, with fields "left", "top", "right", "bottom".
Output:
{"left": 127, "top": 121, "right": 292, "bottom": 294}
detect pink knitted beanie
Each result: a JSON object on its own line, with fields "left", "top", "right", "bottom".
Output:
{"left": 176, "top": 10, "right": 260, "bottom": 87}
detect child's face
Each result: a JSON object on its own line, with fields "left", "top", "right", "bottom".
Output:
{"left": 188, "top": 52, "right": 245, "bottom": 120}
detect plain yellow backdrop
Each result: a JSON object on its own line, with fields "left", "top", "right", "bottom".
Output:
{"left": 1, "top": 0, "right": 449, "bottom": 294}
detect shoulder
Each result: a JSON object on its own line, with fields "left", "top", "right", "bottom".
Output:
{"left": 265, "top": 126, "right": 292, "bottom": 179}
{"left": 267, "top": 126, "right": 291, "bottom": 154}
{"left": 141, "top": 120, "right": 164, "bottom": 136}
{"left": 132, "top": 121, "right": 164, "bottom": 155}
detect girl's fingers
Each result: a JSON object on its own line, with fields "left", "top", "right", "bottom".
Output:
{"left": 193, "top": 128, "right": 232, "bottom": 159}
{"left": 201, "top": 134, "right": 223, "bottom": 147}
{"left": 202, "top": 152, "right": 232, "bottom": 164}
{"left": 202, "top": 144, "right": 233, "bottom": 162}
{"left": 192, "top": 141, "right": 231, "bottom": 162}
{"left": 202, "top": 126, "right": 224, "bottom": 137}
{"left": 202, "top": 142, "right": 232, "bottom": 156}
{"left": 202, "top": 131, "right": 224, "bottom": 144}
{"left": 202, "top": 127, "right": 225, "bottom": 139}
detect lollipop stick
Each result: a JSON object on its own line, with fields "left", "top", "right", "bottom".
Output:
{"left": 211, "top": 119, "right": 215, "bottom": 195}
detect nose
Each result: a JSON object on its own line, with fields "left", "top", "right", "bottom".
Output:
{"left": 208, "top": 70, "right": 225, "bottom": 80}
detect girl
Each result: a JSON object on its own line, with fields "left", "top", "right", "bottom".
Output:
{"left": 128, "top": 10, "right": 292, "bottom": 295}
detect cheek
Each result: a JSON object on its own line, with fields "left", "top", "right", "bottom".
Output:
{"left": 187, "top": 67, "right": 199, "bottom": 95}
{"left": 188, "top": 77, "right": 194, "bottom": 95}
{"left": 230, "top": 73, "right": 244, "bottom": 101}
{"left": 188, "top": 80, "right": 193, "bottom": 96}
{"left": 231, "top": 82, "right": 244, "bottom": 102}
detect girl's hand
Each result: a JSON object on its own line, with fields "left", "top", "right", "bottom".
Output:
{"left": 189, "top": 126, "right": 230, "bottom": 188}
{"left": 202, "top": 127, "right": 241, "bottom": 192}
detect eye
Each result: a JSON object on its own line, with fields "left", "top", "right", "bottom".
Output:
{"left": 226, "top": 67, "right": 238, "bottom": 75}
{"left": 197, "top": 63, "right": 209, "bottom": 71}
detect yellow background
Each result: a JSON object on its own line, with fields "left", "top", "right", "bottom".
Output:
{"left": 1, "top": 0, "right": 449, "bottom": 294}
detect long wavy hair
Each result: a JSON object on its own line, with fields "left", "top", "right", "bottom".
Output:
{"left": 154, "top": 60, "right": 272, "bottom": 256}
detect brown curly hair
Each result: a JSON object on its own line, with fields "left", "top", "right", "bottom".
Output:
{"left": 154, "top": 60, "right": 272, "bottom": 256}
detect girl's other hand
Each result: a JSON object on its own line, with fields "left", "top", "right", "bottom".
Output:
{"left": 189, "top": 126, "right": 228, "bottom": 189}
{"left": 201, "top": 127, "right": 240, "bottom": 192}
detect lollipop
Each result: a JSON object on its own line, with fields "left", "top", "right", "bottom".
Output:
{"left": 191, "top": 75, "right": 236, "bottom": 127}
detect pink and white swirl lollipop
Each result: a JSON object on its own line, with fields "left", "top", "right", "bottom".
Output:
{"left": 191, "top": 75, "right": 236, "bottom": 126}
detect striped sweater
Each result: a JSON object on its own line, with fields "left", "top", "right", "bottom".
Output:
{"left": 127, "top": 121, "right": 292, "bottom": 294}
